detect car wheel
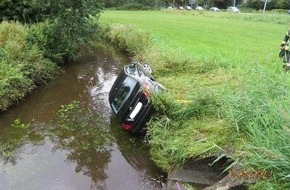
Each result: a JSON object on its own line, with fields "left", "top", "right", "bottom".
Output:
{"left": 143, "top": 64, "right": 152, "bottom": 74}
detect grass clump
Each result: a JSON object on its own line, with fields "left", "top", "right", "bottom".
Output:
{"left": 146, "top": 92, "right": 237, "bottom": 170}
{"left": 147, "top": 114, "right": 232, "bottom": 171}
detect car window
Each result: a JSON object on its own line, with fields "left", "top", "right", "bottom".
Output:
{"left": 111, "top": 76, "right": 137, "bottom": 114}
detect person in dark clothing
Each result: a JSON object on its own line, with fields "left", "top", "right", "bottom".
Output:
{"left": 281, "top": 30, "right": 289, "bottom": 46}
{"left": 279, "top": 30, "right": 290, "bottom": 63}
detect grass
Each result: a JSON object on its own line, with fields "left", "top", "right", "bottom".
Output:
{"left": 101, "top": 10, "right": 285, "bottom": 63}
{"left": 100, "top": 10, "right": 290, "bottom": 188}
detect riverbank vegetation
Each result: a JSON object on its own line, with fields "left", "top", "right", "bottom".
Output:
{"left": 0, "top": 22, "right": 57, "bottom": 111}
{"left": 0, "top": 0, "right": 102, "bottom": 111}
{"left": 100, "top": 10, "right": 290, "bottom": 189}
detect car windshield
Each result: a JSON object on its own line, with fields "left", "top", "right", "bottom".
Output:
{"left": 111, "top": 76, "right": 137, "bottom": 114}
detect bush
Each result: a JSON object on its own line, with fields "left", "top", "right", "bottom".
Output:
{"left": 0, "top": 21, "right": 57, "bottom": 111}
{"left": 20, "top": 46, "right": 57, "bottom": 85}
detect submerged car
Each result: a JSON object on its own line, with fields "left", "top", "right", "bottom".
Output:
{"left": 109, "top": 61, "right": 165, "bottom": 134}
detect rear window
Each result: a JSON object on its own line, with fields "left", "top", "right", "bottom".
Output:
{"left": 111, "top": 76, "right": 137, "bottom": 114}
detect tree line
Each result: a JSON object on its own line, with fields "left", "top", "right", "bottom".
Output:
{"left": 102, "top": 0, "right": 289, "bottom": 10}
{"left": 1, "top": 0, "right": 288, "bottom": 22}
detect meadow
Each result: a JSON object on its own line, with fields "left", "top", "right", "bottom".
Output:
{"left": 100, "top": 10, "right": 290, "bottom": 189}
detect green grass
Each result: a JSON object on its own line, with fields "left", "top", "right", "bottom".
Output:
{"left": 101, "top": 10, "right": 286, "bottom": 64}
{"left": 100, "top": 10, "right": 290, "bottom": 188}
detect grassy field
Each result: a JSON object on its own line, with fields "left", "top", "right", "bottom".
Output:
{"left": 100, "top": 10, "right": 290, "bottom": 189}
{"left": 101, "top": 10, "right": 286, "bottom": 63}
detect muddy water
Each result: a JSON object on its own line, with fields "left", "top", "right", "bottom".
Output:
{"left": 0, "top": 44, "right": 166, "bottom": 190}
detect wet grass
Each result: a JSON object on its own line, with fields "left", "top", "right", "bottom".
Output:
{"left": 100, "top": 10, "right": 290, "bottom": 188}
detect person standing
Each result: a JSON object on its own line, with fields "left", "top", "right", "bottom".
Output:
{"left": 279, "top": 30, "right": 290, "bottom": 63}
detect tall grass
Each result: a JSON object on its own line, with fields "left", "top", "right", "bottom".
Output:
{"left": 100, "top": 23, "right": 150, "bottom": 56}
{"left": 221, "top": 64, "right": 290, "bottom": 132}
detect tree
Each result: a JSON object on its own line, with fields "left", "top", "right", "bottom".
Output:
{"left": 1, "top": 0, "right": 104, "bottom": 63}
{"left": 42, "top": 0, "right": 103, "bottom": 62}
{"left": 0, "top": 0, "right": 47, "bottom": 23}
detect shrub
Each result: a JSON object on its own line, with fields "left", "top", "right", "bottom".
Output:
{"left": 0, "top": 21, "right": 57, "bottom": 111}
{"left": 20, "top": 46, "right": 57, "bottom": 85}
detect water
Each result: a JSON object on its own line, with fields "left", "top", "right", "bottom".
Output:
{"left": 0, "top": 44, "right": 166, "bottom": 190}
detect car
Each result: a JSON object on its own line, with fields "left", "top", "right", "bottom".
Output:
{"left": 227, "top": 6, "right": 240, "bottom": 13}
{"left": 210, "top": 7, "right": 220, "bottom": 12}
{"left": 186, "top": 6, "right": 192, "bottom": 10}
{"left": 108, "top": 61, "right": 165, "bottom": 134}
{"left": 195, "top": 6, "right": 204, "bottom": 11}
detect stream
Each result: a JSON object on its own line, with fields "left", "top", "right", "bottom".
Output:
{"left": 0, "top": 44, "right": 166, "bottom": 190}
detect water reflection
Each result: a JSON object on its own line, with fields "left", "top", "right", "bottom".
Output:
{"left": 0, "top": 43, "right": 166, "bottom": 190}
{"left": 48, "top": 102, "right": 114, "bottom": 190}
